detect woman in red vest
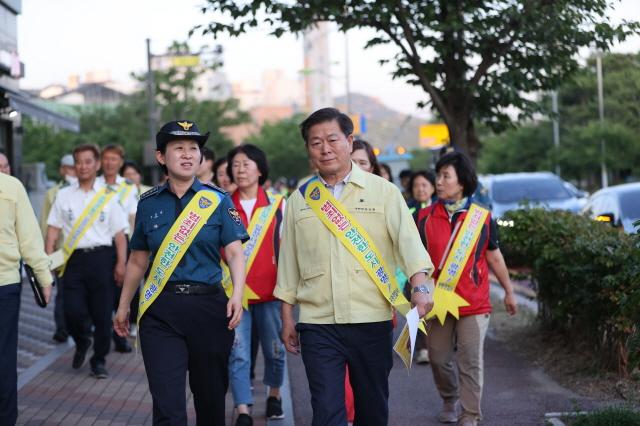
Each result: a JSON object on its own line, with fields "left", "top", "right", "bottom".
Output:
{"left": 416, "top": 152, "right": 517, "bottom": 426}
{"left": 226, "top": 144, "right": 286, "bottom": 426}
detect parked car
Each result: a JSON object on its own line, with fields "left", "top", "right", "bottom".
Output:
{"left": 480, "top": 172, "right": 585, "bottom": 219}
{"left": 581, "top": 182, "right": 640, "bottom": 234}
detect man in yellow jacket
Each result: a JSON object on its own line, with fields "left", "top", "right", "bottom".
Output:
{"left": 275, "top": 108, "right": 435, "bottom": 425}
{"left": 0, "top": 172, "right": 53, "bottom": 426}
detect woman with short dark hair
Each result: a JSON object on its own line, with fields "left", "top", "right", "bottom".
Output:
{"left": 407, "top": 170, "right": 436, "bottom": 216}
{"left": 227, "top": 144, "right": 287, "bottom": 424}
{"left": 416, "top": 151, "right": 517, "bottom": 426}
{"left": 213, "top": 157, "right": 237, "bottom": 193}
{"left": 351, "top": 139, "right": 381, "bottom": 176}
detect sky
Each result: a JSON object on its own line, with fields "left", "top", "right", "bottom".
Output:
{"left": 17, "top": 0, "right": 640, "bottom": 119}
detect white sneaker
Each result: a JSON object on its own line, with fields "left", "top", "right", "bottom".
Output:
{"left": 416, "top": 349, "right": 430, "bottom": 364}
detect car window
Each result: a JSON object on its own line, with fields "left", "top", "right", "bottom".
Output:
{"left": 492, "top": 178, "right": 572, "bottom": 203}
{"left": 619, "top": 190, "right": 640, "bottom": 219}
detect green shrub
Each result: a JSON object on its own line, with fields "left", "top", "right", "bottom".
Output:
{"left": 569, "top": 406, "right": 640, "bottom": 425}
{"left": 500, "top": 208, "right": 640, "bottom": 376}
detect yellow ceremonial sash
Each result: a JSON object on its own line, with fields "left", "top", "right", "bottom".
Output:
{"left": 426, "top": 203, "right": 490, "bottom": 325}
{"left": 137, "top": 190, "right": 223, "bottom": 322}
{"left": 59, "top": 187, "right": 118, "bottom": 276}
{"left": 300, "top": 178, "right": 413, "bottom": 316}
{"left": 221, "top": 192, "right": 283, "bottom": 309}
{"left": 116, "top": 181, "right": 134, "bottom": 205}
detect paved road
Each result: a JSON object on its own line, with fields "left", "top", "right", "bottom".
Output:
{"left": 289, "top": 317, "right": 599, "bottom": 425}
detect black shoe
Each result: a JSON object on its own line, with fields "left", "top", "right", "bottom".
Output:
{"left": 52, "top": 330, "right": 68, "bottom": 343}
{"left": 235, "top": 413, "right": 252, "bottom": 426}
{"left": 72, "top": 340, "right": 90, "bottom": 369}
{"left": 90, "top": 363, "right": 109, "bottom": 379}
{"left": 114, "top": 341, "right": 133, "bottom": 353}
{"left": 266, "top": 396, "right": 284, "bottom": 419}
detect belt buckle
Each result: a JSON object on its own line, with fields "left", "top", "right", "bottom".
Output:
{"left": 175, "top": 284, "right": 190, "bottom": 295}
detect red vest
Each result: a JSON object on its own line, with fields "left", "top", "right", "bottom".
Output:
{"left": 417, "top": 201, "right": 492, "bottom": 317}
{"left": 231, "top": 188, "right": 284, "bottom": 304}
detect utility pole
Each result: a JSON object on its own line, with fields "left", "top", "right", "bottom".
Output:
{"left": 551, "top": 91, "right": 560, "bottom": 177}
{"left": 596, "top": 52, "right": 608, "bottom": 188}
{"left": 146, "top": 38, "right": 159, "bottom": 185}
{"left": 344, "top": 31, "right": 351, "bottom": 114}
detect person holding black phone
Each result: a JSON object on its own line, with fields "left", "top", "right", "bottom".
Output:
{"left": 0, "top": 172, "right": 53, "bottom": 426}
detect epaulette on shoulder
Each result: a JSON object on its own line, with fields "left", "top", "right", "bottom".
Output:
{"left": 203, "top": 182, "right": 227, "bottom": 194}
{"left": 139, "top": 186, "right": 159, "bottom": 201}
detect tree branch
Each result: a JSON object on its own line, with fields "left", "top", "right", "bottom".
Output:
{"left": 393, "top": 0, "right": 452, "bottom": 125}
{"left": 469, "top": 0, "right": 554, "bottom": 87}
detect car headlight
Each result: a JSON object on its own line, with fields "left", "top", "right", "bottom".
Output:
{"left": 497, "top": 219, "right": 515, "bottom": 227}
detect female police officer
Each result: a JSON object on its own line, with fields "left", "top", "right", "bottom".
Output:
{"left": 114, "top": 120, "right": 249, "bottom": 425}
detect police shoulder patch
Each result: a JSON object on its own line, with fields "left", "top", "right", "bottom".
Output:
{"left": 227, "top": 208, "right": 242, "bottom": 225}
{"left": 203, "top": 181, "right": 227, "bottom": 194}
{"left": 140, "top": 186, "right": 159, "bottom": 201}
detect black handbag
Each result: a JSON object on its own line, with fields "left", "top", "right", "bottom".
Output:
{"left": 23, "top": 264, "right": 48, "bottom": 308}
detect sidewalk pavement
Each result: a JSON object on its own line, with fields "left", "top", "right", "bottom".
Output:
{"left": 16, "top": 281, "right": 294, "bottom": 426}
{"left": 288, "top": 315, "right": 602, "bottom": 426}
{"left": 17, "top": 342, "right": 289, "bottom": 426}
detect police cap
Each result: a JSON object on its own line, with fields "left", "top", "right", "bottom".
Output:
{"left": 156, "top": 120, "right": 210, "bottom": 151}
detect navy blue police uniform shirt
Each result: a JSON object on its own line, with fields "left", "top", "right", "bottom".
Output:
{"left": 130, "top": 179, "right": 249, "bottom": 285}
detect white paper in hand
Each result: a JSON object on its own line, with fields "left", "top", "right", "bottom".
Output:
{"left": 406, "top": 307, "right": 420, "bottom": 368}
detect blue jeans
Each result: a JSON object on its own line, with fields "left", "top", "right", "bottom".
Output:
{"left": 229, "top": 300, "right": 286, "bottom": 406}
{"left": 0, "top": 283, "right": 21, "bottom": 426}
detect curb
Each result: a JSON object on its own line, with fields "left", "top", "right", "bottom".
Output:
{"left": 17, "top": 340, "right": 73, "bottom": 390}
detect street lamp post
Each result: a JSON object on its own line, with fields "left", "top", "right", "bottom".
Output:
{"left": 146, "top": 38, "right": 159, "bottom": 184}
{"left": 596, "top": 52, "right": 608, "bottom": 188}
{"left": 551, "top": 90, "right": 560, "bottom": 177}
{"left": 344, "top": 31, "right": 351, "bottom": 114}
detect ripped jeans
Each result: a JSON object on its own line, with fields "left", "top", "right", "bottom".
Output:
{"left": 228, "top": 300, "right": 286, "bottom": 406}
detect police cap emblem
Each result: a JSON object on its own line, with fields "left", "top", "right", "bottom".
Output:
{"left": 177, "top": 121, "right": 194, "bottom": 131}
{"left": 310, "top": 187, "right": 321, "bottom": 201}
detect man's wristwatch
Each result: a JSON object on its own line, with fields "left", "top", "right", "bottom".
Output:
{"left": 411, "top": 284, "right": 430, "bottom": 295}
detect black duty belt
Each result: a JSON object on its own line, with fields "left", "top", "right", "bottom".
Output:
{"left": 165, "top": 282, "right": 222, "bottom": 295}
{"left": 75, "top": 245, "right": 112, "bottom": 254}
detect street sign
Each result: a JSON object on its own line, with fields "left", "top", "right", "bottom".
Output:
{"left": 350, "top": 114, "right": 367, "bottom": 136}
{"left": 419, "top": 123, "right": 449, "bottom": 150}
{"left": 171, "top": 55, "right": 200, "bottom": 67}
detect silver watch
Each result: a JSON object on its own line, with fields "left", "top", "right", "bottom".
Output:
{"left": 411, "top": 284, "right": 430, "bottom": 295}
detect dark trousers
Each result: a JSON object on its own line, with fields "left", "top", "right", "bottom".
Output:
{"left": 139, "top": 288, "right": 234, "bottom": 426}
{"left": 64, "top": 247, "right": 115, "bottom": 367}
{"left": 297, "top": 321, "right": 394, "bottom": 426}
{"left": 0, "top": 283, "right": 21, "bottom": 426}
{"left": 53, "top": 274, "right": 66, "bottom": 334}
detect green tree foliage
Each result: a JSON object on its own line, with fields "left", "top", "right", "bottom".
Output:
{"left": 21, "top": 118, "right": 80, "bottom": 180}
{"left": 408, "top": 148, "right": 434, "bottom": 171}
{"left": 478, "top": 53, "right": 640, "bottom": 189}
{"left": 23, "top": 40, "right": 248, "bottom": 180}
{"left": 246, "top": 114, "right": 311, "bottom": 179}
{"left": 478, "top": 122, "right": 554, "bottom": 174}
{"left": 194, "top": 0, "right": 638, "bottom": 162}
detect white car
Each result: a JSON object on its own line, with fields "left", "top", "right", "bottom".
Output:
{"left": 582, "top": 182, "right": 640, "bottom": 234}
{"left": 480, "top": 172, "right": 585, "bottom": 219}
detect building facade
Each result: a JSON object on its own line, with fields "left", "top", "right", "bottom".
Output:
{"left": 0, "top": 0, "right": 78, "bottom": 179}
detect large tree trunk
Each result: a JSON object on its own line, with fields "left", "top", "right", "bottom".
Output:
{"left": 446, "top": 114, "right": 480, "bottom": 165}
